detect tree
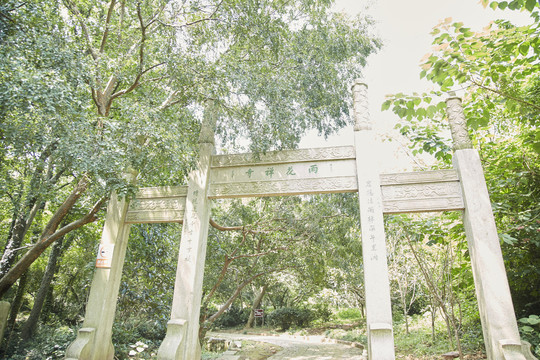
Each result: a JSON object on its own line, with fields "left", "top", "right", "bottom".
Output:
{"left": 200, "top": 197, "right": 321, "bottom": 333}
{"left": 1, "top": 0, "right": 381, "bottom": 299}
{"left": 386, "top": 223, "right": 422, "bottom": 335}
{"left": 388, "top": 214, "right": 469, "bottom": 356}
{"left": 381, "top": 0, "right": 540, "bottom": 319}
{"left": 245, "top": 284, "right": 268, "bottom": 328}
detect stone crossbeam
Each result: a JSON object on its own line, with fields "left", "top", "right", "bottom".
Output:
{"left": 125, "top": 186, "right": 187, "bottom": 224}
{"left": 380, "top": 169, "right": 464, "bottom": 213}
{"left": 125, "top": 167, "right": 464, "bottom": 224}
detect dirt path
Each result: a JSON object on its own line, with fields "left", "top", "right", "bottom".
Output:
{"left": 209, "top": 332, "right": 365, "bottom": 360}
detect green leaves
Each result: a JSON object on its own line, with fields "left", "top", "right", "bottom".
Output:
{"left": 382, "top": 92, "right": 453, "bottom": 164}
{"left": 489, "top": 0, "right": 539, "bottom": 11}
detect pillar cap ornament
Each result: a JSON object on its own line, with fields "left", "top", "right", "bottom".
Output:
{"left": 352, "top": 79, "right": 372, "bottom": 131}
{"left": 199, "top": 99, "right": 217, "bottom": 145}
{"left": 445, "top": 96, "right": 473, "bottom": 151}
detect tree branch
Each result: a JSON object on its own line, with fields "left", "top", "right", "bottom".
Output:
{"left": 469, "top": 76, "right": 540, "bottom": 111}
{"left": 109, "top": 4, "right": 155, "bottom": 101}
{"left": 230, "top": 246, "right": 289, "bottom": 261}
{"left": 209, "top": 218, "right": 245, "bottom": 232}
{"left": 99, "top": 0, "right": 117, "bottom": 54}
{"left": 63, "top": 0, "right": 98, "bottom": 60}
{"left": 0, "top": 196, "right": 104, "bottom": 298}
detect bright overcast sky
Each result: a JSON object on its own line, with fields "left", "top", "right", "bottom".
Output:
{"left": 300, "top": 0, "right": 532, "bottom": 171}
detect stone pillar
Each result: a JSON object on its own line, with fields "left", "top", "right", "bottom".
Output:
{"left": 158, "top": 101, "right": 217, "bottom": 360}
{"left": 352, "top": 80, "right": 395, "bottom": 360}
{"left": 65, "top": 177, "right": 135, "bottom": 360}
{"left": 0, "top": 301, "right": 10, "bottom": 347}
{"left": 447, "top": 97, "right": 537, "bottom": 360}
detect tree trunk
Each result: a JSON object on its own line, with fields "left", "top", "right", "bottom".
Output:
{"left": 430, "top": 302, "right": 437, "bottom": 342}
{"left": 0, "top": 144, "right": 55, "bottom": 279}
{"left": 0, "top": 205, "right": 40, "bottom": 280}
{"left": 245, "top": 284, "right": 267, "bottom": 329}
{"left": 20, "top": 235, "right": 64, "bottom": 341}
{"left": 402, "top": 296, "right": 409, "bottom": 334}
{"left": 199, "top": 272, "right": 269, "bottom": 341}
{"left": 0, "top": 177, "right": 101, "bottom": 298}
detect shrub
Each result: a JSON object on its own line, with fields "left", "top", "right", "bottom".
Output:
{"left": 336, "top": 308, "right": 362, "bottom": 320}
{"left": 212, "top": 306, "right": 250, "bottom": 328}
{"left": 519, "top": 315, "right": 540, "bottom": 356}
{"left": 312, "top": 303, "right": 333, "bottom": 323}
{"left": 5, "top": 325, "right": 75, "bottom": 360}
{"left": 267, "top": 307, "right": 313, "bottom": 330}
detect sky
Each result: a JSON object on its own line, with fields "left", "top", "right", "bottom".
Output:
{"left": 299, "top": 0, "right": 532, "bottom": 171}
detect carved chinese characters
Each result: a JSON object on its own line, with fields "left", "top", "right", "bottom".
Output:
{"left": 209, "top": 146, "right": 358, "bottom": 198}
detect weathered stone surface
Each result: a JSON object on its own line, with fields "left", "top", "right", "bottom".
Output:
{"left": 441, "top": 351, "right": 459, "bottom": 359}
{"left": 352, "top": 81, "right": 371, "bottom": 131}
{"left": 0, "top": 301, "right": 10, "bottom": 347}
{"left": 352, "top": 80, "right": 395, "bottom": 360}
{"left": 158, "top": 108, "right": 216, "bottom": 359}
{"left": 209, "top": 176, "right": 358, "bottom": 198}
{"left": 379, "top": 169, "right": 458, "bottom": 185}
{"left": 211, "top": 146, "right": 355, "bottom": 168}
{"left": 206, "top": 337, "right": 229, "bottom": 352}
{"left": 381, "top": 180, "right": 464, "bottom": 214}
{"left": 455, "top": 148, "right": 533, "bottom": 360}
{"left": 446, "top": 97, "right": 473, "bottom": 150}
{"left": 211, "top": 158, "right": 356, "bottom": 183}
{"left": 65, "top": 328, "right": 96, "bottom": 360}
{"left": 65, "top": 193, "right": 132, "bottom": 360}
{"left": 157, "top": 319, "right": 187, "bottom": 360}
{"left": 125, "top": 186, "right": 187, "bottom": 224}
{"left": 122, "top": 168, "right": 466, "bottom": 217}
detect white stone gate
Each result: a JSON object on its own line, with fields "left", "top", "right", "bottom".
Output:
{"left": 64, "top": 81, "right": 537, "bottom": 360}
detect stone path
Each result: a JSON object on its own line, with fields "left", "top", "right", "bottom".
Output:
{"left": 210, "top": 332, "right": 365, "bottom": 360}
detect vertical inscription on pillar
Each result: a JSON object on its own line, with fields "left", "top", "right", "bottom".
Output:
{"left": 183, "top": 188, "right": 200, "bottom": 262}
{"left": 364, "top": 180, "right": 379, "bottom": 261}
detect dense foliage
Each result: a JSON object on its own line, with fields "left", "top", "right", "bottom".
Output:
{"left": 0, "top": 0, "right": 380, "bottom": 357}
{"left": 1, "top": 0, "right": 538, "bottom": 358}
{"left": 382, "top": 0, "right": 540, "bottom": 355}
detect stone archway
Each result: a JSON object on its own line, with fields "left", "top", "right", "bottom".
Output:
{"left": 65, "top": 81, "right": 537, "bottom": 360}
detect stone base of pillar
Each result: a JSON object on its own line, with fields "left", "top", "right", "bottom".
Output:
{"left": 499, "top": 339, "right": 538, "bottom": 360}
{"left": 157, "top": 319, "right": 188, "bottom": 360}
{"left": 64, "top": 327, "right": 99, "bottom": 360}
{"left": 368, "top": 323, "right": 394, "bottom": 360}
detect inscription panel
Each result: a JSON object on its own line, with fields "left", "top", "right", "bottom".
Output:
{"left": 382, "top": 181, "right": 461, "bottom": 200}
{"left": 135, "top": 186, "right": 188, "bottom": 198}
{"left": 383, "top": 197, "right": 464, "bottom": 214}
{"left": 210, "top": 159, "right": 357, "bottom": 185}
{"left": 125, "top": 209, "right": 185, "bottom": 224}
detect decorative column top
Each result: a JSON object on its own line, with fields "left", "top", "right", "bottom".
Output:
{"left": 123, "top": 167, "right": 139, "bottom": 183}
{"left": 352, "top": 80, "right": 372, "bottom": 131}
{"left": 445, "top": 96, "right": 473, "bottom": 151}
{"left": 199, "top": 99, "right": 217, "bottom": 145}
